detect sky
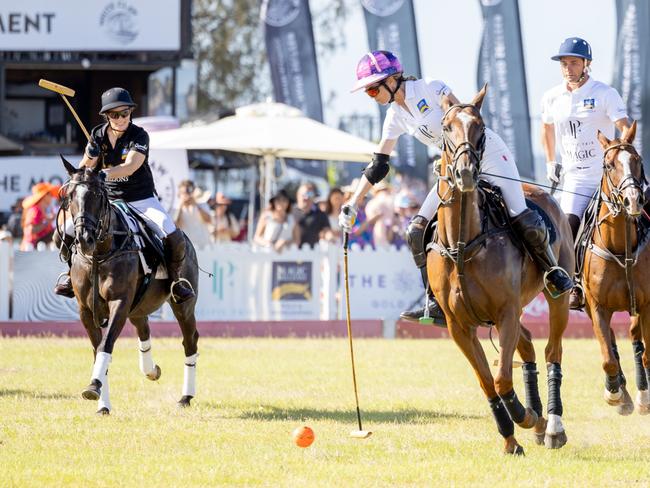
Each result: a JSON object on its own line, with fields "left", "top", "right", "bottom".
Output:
{"left": 313, "top": 0, "right": 618, "bottom": 177}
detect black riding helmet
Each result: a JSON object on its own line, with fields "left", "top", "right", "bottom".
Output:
{"left": 99, "top": 87, "right": 136, "bottom": 114}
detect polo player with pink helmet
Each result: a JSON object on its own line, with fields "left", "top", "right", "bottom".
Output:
{"left": 340, "top": 50, "right": 573, "bottom": 324}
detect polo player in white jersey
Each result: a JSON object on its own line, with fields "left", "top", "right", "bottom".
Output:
{"left": 540, "top": 37, "right": 630, "bottom": 308}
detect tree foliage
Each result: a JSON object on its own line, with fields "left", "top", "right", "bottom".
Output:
{"left": 192, "top": 0, "right": 349, "bottom": 114}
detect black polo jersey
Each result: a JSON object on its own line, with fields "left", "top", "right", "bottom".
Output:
{"left": 90, "top": 122, "right": 156, "bottom": 202}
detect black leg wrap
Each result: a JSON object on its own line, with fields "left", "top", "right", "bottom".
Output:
{"left": 547, "top": 362, "right": 563, "bottom": 416}
{"left": 522, "top": 362, "right": 543, "bottom": 417}
{"left": 489, "top": 396, "right": 514, "bottom": 438}
{"left": 633, "top": 341, "right": 648, "bottom": 391}
{"left": 612, "top": 342, "right": 627, "bottom": 386}
{"left": 605, "top": 374, "right": 621, "bottom": 394}
{"left": 645, "top": 368, "right": 650, "bottom": 390}
{"left": 499, "top": 389, "right": 526, "bottom": 424}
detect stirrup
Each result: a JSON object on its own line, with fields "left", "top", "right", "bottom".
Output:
{"left": 419, "top": 293, "right": 434, "bottom": 325}
{"left": 569, "top": 283, "right": 585, "bottom": 310}
{"left": 543, "top": 266, "right": 572, "bottom": 299}
{"left": 170, "top": 278, "right": 195, "bottom": 303}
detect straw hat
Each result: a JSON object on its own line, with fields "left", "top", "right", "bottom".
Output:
{"left": 22, "top": 182, "right": 59, "bottom": 209}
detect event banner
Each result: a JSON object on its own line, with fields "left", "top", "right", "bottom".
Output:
{"left": 476, "top": 0, "right": 534, "bottom": 179}
{"left": 261, "top": 0, "right": 326, "bottom": 177}
{"left": 613, "top": 0, "right": 650, "bottom": 171}
{"left": 361, "top": 0, "right": 429, "bottom": 181}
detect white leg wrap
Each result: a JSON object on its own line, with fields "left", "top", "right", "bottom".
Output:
{"left": 636, "top": 389, "right": 650, "bottom": 406}
{"left": 546, "top": 413, "right": 564, "bottom": 435}
{"left": 91, "top": 352, "right": 112, "bottom": 385}
{"left": 98, "top": 374, "right": 111, "bottom": 412}
{"left": 182, "top": 353, "right": 198, "bottom": 397}
{"left": 138, "top": 339, "right": 156, "bottom": 376}
{"left": 605, "top": 388, "right": 623, "bottom": 402}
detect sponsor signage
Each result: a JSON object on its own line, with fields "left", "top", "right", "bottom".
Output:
{"left": 0, "top": 0, "right": 181, "bottom": 51}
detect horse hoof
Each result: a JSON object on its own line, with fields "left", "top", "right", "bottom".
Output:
{"left": 504, "top": 444, "right": 525, "bottom": 456}
{"left": 81, "top": 379, "right": 101, "bottom": 401}
{"left": 616, "top": 386, "right": 634, "bottom": 416}
{"left": 544, "top": 431, "right": 567, "bottom": 449}
{"left": 635, "top": 390, "right": 650, "bottom": 415}
{"left": 517, "top": 408, "right": 538, "bottom": 430}
{"left": 533, "top": 416, "right": 547, "bottom": 446}
{"left": 146, "top": 365, "right": 162, "bottom": 381}
{"left": 636, "top": 403, "right": 650, "bottom": 415}
{"left": 177, "top": 395, "right": 193, "bottom": 408}
{"left": 96, "top": 407, "right": 110, "bottom": 416}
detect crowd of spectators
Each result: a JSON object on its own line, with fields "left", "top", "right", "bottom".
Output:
{"left": 0, "top": 174, "right": 425, "bottom": 253}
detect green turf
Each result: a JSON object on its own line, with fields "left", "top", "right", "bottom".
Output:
{"left": 1, "top": 337, "right": 649, "bottom": 487}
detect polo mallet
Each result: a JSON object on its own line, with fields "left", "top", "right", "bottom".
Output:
{"left": 38, "top": 79, "right": 91, "bottom": 141}
{"left": 550, "top": 181, "right": 558, "bottom": 196}
{"left": 342, "top": 219, "right": 372, "bottom": 439}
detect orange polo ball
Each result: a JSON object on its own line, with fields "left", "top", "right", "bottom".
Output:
{"left": 292, "top": 426, "right": 315, "bottom": 448}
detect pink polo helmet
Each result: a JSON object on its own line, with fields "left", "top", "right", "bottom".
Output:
{"left": 351, "top": 50, "right": 403, "bottom": 93}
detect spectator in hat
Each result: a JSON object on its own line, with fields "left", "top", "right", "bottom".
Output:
{"left": 173, "top": 179, "right": 212, "bottom": 249}
{"left": 20, "top": 182, "right": 59, "bottom": 251}
{"left": 254, "top": 189, "right": 298, "bottom": 252}
{"left": 294, "top": 182, "right": 331, "bottom": 248}
{"left": 211, "top": 192, "right": 241, "bottom": 243}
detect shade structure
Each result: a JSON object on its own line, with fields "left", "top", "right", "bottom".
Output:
{"left": 149, "top": 102, "right": 376, "bottom": 162}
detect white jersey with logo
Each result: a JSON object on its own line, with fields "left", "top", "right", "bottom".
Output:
{"left": 541, "top": 77, "right": 627, "bottom": 175}
{"left": 541, "top": 77, "right": 627, "bottom": 216}
{"left": 382, "top": 78, "right": 527, "bottom": 218}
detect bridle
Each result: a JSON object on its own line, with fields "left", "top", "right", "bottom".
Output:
{"left": 601, "top": 142, "right": 645, "bottom": 218}
{"left": 438, "top": 104, "right": 487, "bottom": 204}
{"left": 60, "top": 174, "right": 112, "bottom": 248}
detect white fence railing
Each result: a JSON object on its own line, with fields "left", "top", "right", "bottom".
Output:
{"left": 0, "top": 242, "right": 423, "bottom": 322}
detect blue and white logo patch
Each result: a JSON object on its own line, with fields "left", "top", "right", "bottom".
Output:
{"left": 583, "top": 98, "right": 595, "bottom": 110}
{"left": 417, "top": 98, "right": 430, "bottom": 113}
{"left": 121, "top": 147, "right": 129, "bottom": 160}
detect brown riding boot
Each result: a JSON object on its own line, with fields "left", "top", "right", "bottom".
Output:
{"left": 164, "top": 229, "right": 195, "bottom": 304}
{"left": 511, "top": 208, "right": 573, "bottom": 298}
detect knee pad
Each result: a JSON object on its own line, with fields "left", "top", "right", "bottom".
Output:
{"left": 406, "top": 215, "right": 428, "bottom": 268}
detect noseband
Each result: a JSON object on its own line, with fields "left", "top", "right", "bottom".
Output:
{"left": 602, "top": 142, "right": 645, "bottom": 216}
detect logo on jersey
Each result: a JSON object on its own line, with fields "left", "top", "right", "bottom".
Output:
{"left": 583, "top": 98, "right": 595, "bottom": 110}
{"left": 568, "top": 119, "right": 582, "bottom": 139}
{"left": 417, "top": 99, "right": 430, "bottom": 114}
{"left": 121, "top": 147, "right": 128, "bottom": 160}
{"left": 134, "top": 143, "right": 148, "bottom": 152}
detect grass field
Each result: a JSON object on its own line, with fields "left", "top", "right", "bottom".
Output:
{"left": 1, "top": 337, "right": 650, "bottom": 487}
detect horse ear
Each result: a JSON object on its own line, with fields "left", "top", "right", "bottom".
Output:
{"left": 597, "top": 130, "right": 611, "bottom": 149}
{"left": 623, "top": 120, "right": 637, "bottom": 144}
{"left": 60, "top": 154, "right": 77, "bottom": 176}
{"left": 92, "top": 155, "right": 104, "bottom": 173}
{"left": 471, "top": 83, "right": 488, "bottom": 111}
{"left": 440, "top": 94, "right": 454, "bottom": 112}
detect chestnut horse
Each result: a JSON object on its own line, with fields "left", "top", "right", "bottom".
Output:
{"left": 427, "top": 86, "right": 574, "bottom": 455}
{"left": 58, "top": 155, "right": 200, "bottom": 414}
{"left": 580, "top": 122, "right": 650, "bottom": 415}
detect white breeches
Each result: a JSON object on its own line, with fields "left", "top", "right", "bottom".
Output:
{"left": 558, "top": 167, "right": 601, "bottom": 217}
{"left": 420, "top": 129, "right": 528, "bottom": 219}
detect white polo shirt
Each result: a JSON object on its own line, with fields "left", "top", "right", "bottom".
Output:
{"left": 381, "top": 78, "right": 451, "bottom": 148}
{"left": 541, "top": 77, "right": 627, "bottom": 175}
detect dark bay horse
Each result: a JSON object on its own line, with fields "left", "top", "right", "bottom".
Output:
{"left": 427, "top": 86, "right": 574, "bottom": 455}
{"left": 580, "top": 122, "right": 650, "bottom": 415}
{"left": 59, "top": 156, "right": 199, "bottom": 414}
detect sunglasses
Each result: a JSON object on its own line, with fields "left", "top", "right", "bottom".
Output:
{"left": 365, "top": 81, "right": 385, "bottom": 98}
{"left": 106, "top": 109, "right": 132, "bottom": 120}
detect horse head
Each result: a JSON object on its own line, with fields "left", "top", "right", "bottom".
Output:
{"left": 60, "top": 155, "right": 109, "bottom": 255}
{"left": 440, "top": 84, "right": 487, "bottom": 193}
{"left": 598, "top": 120, "right": 645, "bottom": 218}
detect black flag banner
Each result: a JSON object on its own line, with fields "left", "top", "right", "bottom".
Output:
{"left": 477, "top": 0, "right": 534, "bottom": 179}
{"left": 613, "top": 0, "right": 650, "bottom": 171}
{"left": 361, "top": 0, "right": 429, "bottom": 181}
{"left": 262, "top": 0, "right": 326, "bottom": 177}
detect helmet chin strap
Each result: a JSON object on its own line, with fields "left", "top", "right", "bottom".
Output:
{"left": 386, "top": 76, "right": 403, "bottom": 103}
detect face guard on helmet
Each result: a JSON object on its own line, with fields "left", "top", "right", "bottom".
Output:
{"left": 351, "top": 50, "right": 403, "bottom": 93}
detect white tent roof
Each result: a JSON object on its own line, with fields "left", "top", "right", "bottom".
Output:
{"left": 149, "top": 102, "right": 376, "bottom": 162}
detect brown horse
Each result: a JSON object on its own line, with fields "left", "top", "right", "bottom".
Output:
{"left": 580, "top": 121, "right": 650, "bottom": 415}
{"left": 58, "top": 155, "right": 200, "bottom": 414}
{"left": 427, "top": 86, "right": 574, "bottom": 455}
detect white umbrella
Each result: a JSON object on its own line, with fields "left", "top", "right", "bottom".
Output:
{"left": 149, "top": 101, "right": 378, "bottom": 209}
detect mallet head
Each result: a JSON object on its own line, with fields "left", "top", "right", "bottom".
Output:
{"left": 39, "top": 79, "right": 75, "bottom": 97}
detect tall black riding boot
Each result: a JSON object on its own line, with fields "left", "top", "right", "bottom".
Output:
{"left": 511, "top": 208, "right": 573, "bottom": 298}
{"left": 400, "top": 267, "right": 447, "bottom": 326}
{"left": 164, "top": 229, "right": 196, "bottom": 304}
{"left": 53, "top": 232, "right": 75, "bottom": 298}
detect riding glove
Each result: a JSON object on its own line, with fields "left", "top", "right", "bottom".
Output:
{"left": 546, "top": 160, "right": 562, "bottom": 184}
{"left": 86, "top": 141, "right": 101, "bottom": 159}
{"left": 338, "top": 204, "right": 357, "bottom": 233}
